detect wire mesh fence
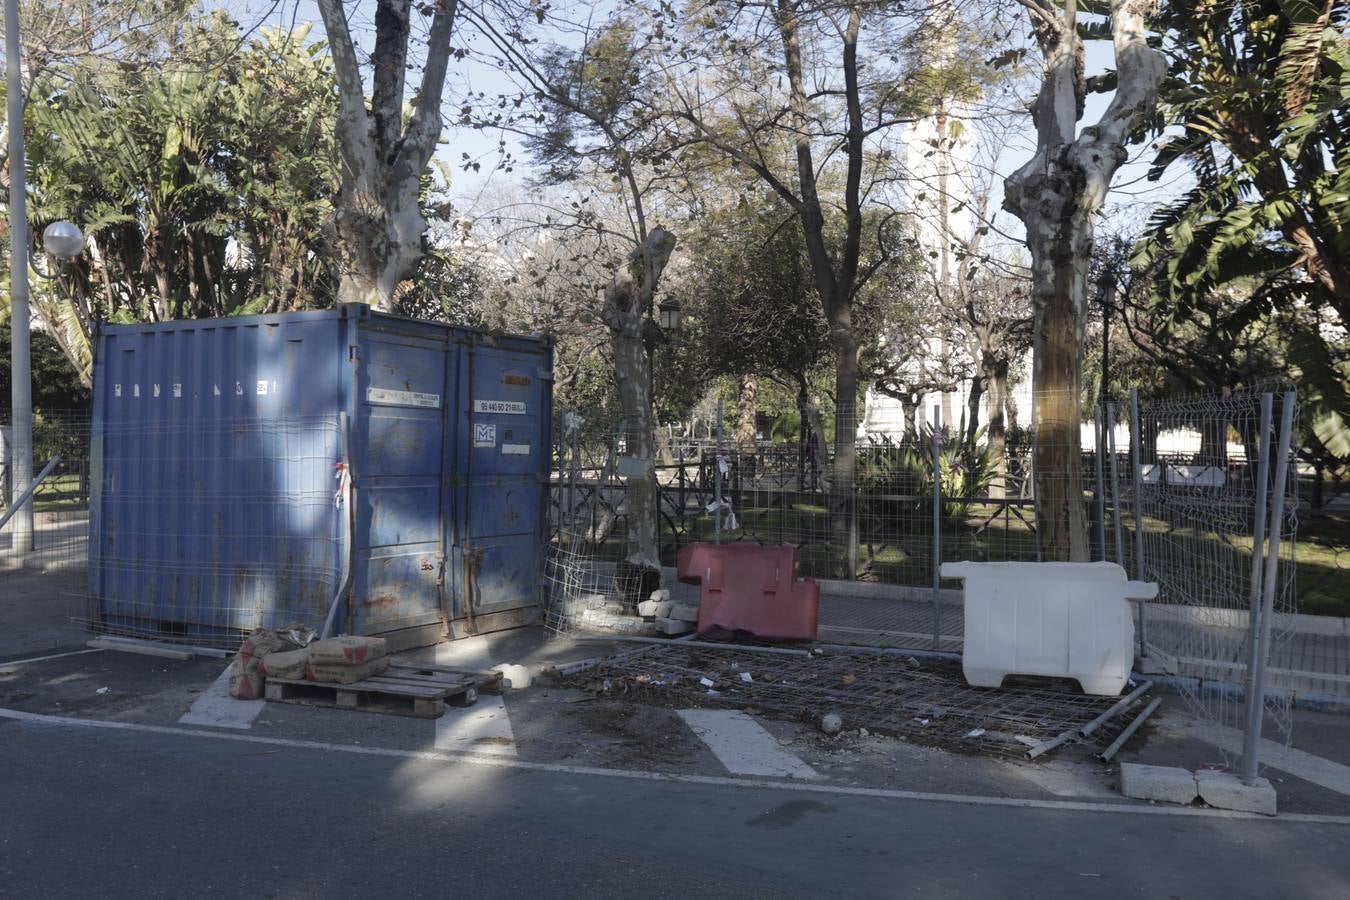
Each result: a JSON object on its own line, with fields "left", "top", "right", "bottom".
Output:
{"left": 1, "top": 413, "right": 93, "bottom": 571}
{"left": 1123, "top": 389, "right": 1301, "bottom": 768}
{"left": 84, "top": 415, "right": 344, "bottom": 646}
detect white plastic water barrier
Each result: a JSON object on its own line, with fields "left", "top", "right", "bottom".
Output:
{"left": 940, "top": 561, "right": 1158, "bottom": 696}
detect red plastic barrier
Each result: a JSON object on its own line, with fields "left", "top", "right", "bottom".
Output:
{"left": 676, "top": 543, "right": 819, "bottom": 641}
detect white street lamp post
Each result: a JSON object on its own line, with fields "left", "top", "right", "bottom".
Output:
{"left": 6, "top": 0, "right": 34, "bottom": 553}
{"left": 43, "top": 221, "right": 84, "bottom": 261}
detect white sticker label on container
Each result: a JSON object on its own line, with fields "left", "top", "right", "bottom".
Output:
{"left": 502, "top": 443, "right": 531, "bottom": 456}
{"left": 256, "top": 380, "right": 269, "bottom": 396}
{"left": 173, "top": 383, "right": 182, "bottom": 398}
{"left": 114, "top": 384, "right": 122, "bottom": 398}
{"left": 366, "top": 387, "right": 441, "bottom": 409}
{"left": 153, "top": 383, "right": 161, "bottom": 398}
{"left": 213, "top": 384, "right": 221, "bottom": 396}
{"left": 474, "top": 424, "right": 497, "bottom": 447}
{"left": 473, "top": 399, "right": 527, "bottom": 415}
{"left": 133, "top": 384, "right": 140, "bottom": 398}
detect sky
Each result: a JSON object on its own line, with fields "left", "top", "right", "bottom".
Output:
{"left": 223, "top": 0, "right": 1184, "bottom": 246}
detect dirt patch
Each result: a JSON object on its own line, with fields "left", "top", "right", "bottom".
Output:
{"left": 572, "top": 699, "right": 704, "bottom": 766}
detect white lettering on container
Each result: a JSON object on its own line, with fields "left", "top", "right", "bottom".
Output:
{"left": 473, "top": 400, "right": 527, "bottom": 415}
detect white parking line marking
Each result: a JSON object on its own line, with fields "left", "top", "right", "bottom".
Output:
{"left": 0, "top": 648, "right": 104, "bottom": 671}
{"left": 178, "top": 664, "right": 263, "bottom": 730}
{"left": 677, "top": 709, "right": 819, "bottom": 779}
{"left": 434, "top": 643, "right": 515, "bottom": 756}
{"left": 4, "top": 706, "right": 1345, "bottom": 823}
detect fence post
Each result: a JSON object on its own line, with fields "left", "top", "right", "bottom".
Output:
{"left": 0, "top": 423, "right": 10, "bottom": 507}
{"left": 1106, "top": 403, "right": 1126, "bottom": 566}
{"left": 1093, "top": 407, "right": 1107, "bottom": 560}
{"left": 1240, "top": 392, "right": 1274, "bottom": 785}
{"left": 1243, "top": 391, "right": 1295, "bottom": 785}
{"left": 1129, "top": 389, "right": 1148, "bottom": 654}
{"left": 714, "top": 398, "right": 723, "bottom": 545}
{"left": 932, "top": 405, "right": 942, "bottom": 651}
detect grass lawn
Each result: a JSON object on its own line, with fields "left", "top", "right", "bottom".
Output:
{"left": 25, "top": 473, "right": 88, "bottom": 513}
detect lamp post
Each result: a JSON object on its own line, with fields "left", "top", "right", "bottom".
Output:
{"left": 6, "top": 0, "right": 34, "bottom": 551}
{"left": 657, "top": 297, "right": 682, "bottom": 333}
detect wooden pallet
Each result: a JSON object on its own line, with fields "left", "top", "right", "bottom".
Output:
{"left": 264, "top": 664, "right": 496, "bottom": 719}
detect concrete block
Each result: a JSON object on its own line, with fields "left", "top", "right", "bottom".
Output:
{"left": 1196, "top": 770, "right": 1277, "bottom": 816}
{"left": 578, "top": 608, "right": 658, "bottom": 635}
{"left": 654, "top": 616, "right": 694, "bottom": 635}
{"left": 1119, "top": 763, "right": 1198, "bottom": 805}
{"left": 669, "top": 602, "right": 701, "bottom": 623}
{"left": 637, "top": 599, "right": 675, "bottom": 618}
{"left": 649, "top": 588, "right": 671, "bottom": 603}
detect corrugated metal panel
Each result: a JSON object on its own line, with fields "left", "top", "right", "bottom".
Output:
{"left": 88, "top": 305, "right": 552, "bottom": 646}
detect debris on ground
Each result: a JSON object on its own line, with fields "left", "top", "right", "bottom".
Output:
{"left": 559, "top": 642, "right": 1130, "bottom": 757}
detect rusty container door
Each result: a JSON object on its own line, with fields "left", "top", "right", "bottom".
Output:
{"left": 347, "top": 314, "right": 452, "bottom": 641}
{"left": 449, "top": 333, "right": 553, "bottom": 626}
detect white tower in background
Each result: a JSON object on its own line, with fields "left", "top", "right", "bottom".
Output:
{"left": 860, "top": 0, "right": 979, "bottom": 438}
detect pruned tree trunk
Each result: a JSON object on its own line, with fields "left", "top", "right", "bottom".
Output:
{"left": 900, "top": 394, "right": 918, "bottom": 440}
{"left": 965, "top": 374, "right": 984, "bottom": 449}
{"left": 317, "top": 0, "right": 459, "bottom": 312}
{"left": 736, "top": 374, "right": 758, "bottom": 452}
{"left": 602, "top": 228, "right": 677, "bottom": 571}
{"left": 986, "top": 356, "right": 1010, "bottom": 499}
{"left": 1003, "top": 0, "right": 1164, "bottom": 561}
{"left": 832, "top": 321, "right": 861, "bottom": 575}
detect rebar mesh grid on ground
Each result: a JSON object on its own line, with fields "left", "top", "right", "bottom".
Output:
{"left": 561, "top": 642, "right": 1127, "bottom": 757}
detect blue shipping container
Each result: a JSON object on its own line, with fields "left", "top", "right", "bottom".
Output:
{"left": 88, "top": 304, "right": 553, "bottom": 648}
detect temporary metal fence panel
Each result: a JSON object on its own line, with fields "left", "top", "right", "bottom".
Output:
{"left": 86, "top": 304, "right": 552, "bottom": 648}
{"left": 1130, "top": 389, "right": 1300, "bottom": 770}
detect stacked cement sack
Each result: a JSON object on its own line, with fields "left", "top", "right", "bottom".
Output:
{"left": 301, "top": 636, "right": 390, "bottom": 684}
{"left": 228, "top": 628, "right": 388, "bottom": 699}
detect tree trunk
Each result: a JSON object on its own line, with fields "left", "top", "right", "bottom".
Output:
{"left": 317, "top": 0, "right": 458, "bottom": 313}
{"left": 832, "top": 320, "right": 860, "bottom": 577}
{"left": 900, "top": 394, "right": 918, "bottom": 441}
{"left": 736, "top": 374, "right": 758, "bottom": 452}
{"left": 802, "top": 391, "right": 831, "bottom": 492}
{"left": 601, "top": 229, "right": 677, "bottom": 571}
{"left": 1002, "top": 0, "right": 1164, "bottom": 561}
{"left": 986, "top": 356, "right": 1009, "bottom": 500}
{"left": 965, "top": 374, "right": 984, "bottom": 449}
{"left": 1030, "top": 243, "right": 1090, "bottom": 562}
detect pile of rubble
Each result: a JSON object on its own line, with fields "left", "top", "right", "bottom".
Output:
{"left": 566, "top": 588, "right": 702, "bottom": 637}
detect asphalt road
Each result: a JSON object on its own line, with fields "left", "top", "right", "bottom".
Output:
{"left": 4, "top": 718, "right": 1349, "bottom": 899}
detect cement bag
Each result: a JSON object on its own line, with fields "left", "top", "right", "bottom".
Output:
{"left": 228, "top": 623, "right": 317, "bottom": 699}
{"left": 260, "top": 648, "right": 310, "bottom": 680}
{"left": 308, "top": 635, "right": 388, "bottom": 666}
{"left": 308, "top": 656, "right": 390, "bottom": 685}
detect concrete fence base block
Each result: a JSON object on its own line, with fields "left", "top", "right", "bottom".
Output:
{"left": 653, "top": 617, "right": 695, "bottom": 636}
{"left": 669, "top": 603, "right": 701, "bottom": 623}
{"left": 1119, "top": 763, "right": 1199, "bottom": 805}
{"left": 1196, "top": 770, "right": 1277, "bottom": 816}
